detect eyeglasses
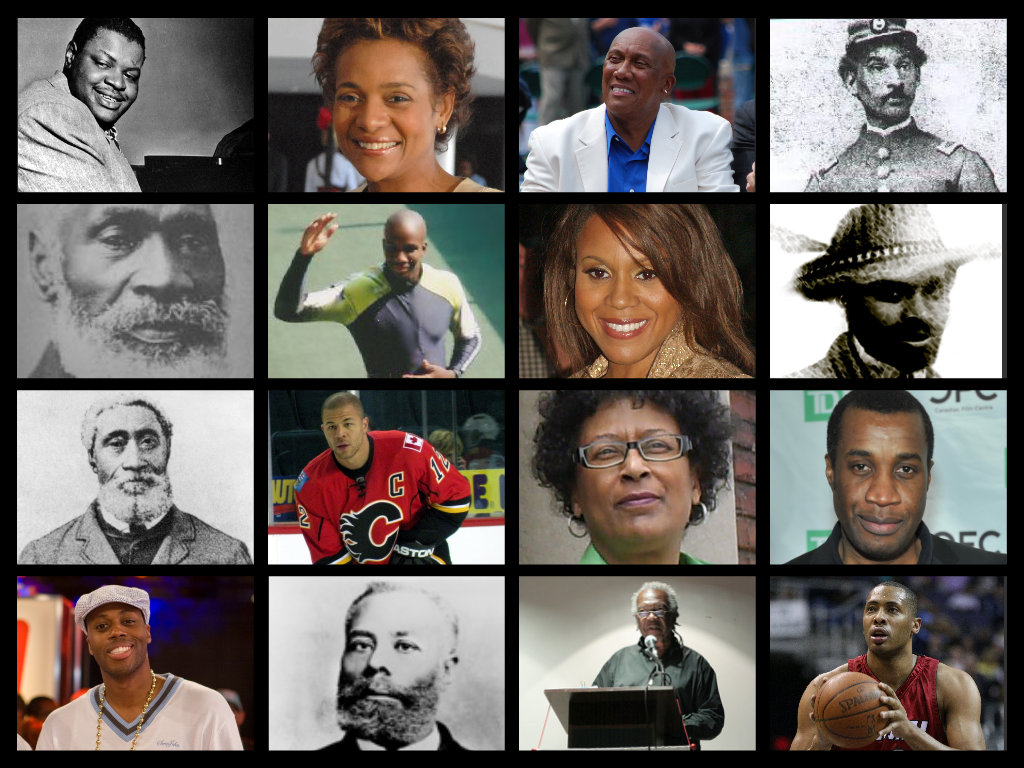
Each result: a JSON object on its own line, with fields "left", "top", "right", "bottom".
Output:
{"left": 574, "top": 434, "right": 692, "bottom": 469}
{"left": 635, "top": 610, "right": 668, "bottom": 619}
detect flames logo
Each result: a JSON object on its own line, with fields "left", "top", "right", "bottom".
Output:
{"left": 339, "top": 501, "right": 404, "bottom": 563}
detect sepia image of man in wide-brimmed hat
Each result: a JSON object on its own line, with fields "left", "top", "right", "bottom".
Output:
{"left": 779, "top": 204, "right": 1000, "bottom": 378}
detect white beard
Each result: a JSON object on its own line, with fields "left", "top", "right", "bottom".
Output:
{"left": 51, "top": 286, "right": 229, "bottom": 378}
{"left": 97, "top": 471, "right": 175, "bottom": 529}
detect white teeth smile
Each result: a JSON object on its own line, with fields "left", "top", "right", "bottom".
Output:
{"left": 109, "top": 646, "right": 132, "bottom": 658}
{"left": 605, "top": 320, "right": 647, "bottom": 332}
{"left": 611, "top": 87, "right": 634, "bottom": 95}
{"left": 354, "top": 140, "right": 400, "bottom": 150}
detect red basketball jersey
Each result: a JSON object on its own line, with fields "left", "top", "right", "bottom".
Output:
{"left": 836, "top": 654, "right": 947, "bottom": 750}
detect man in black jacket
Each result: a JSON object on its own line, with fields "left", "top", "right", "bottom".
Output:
{"left": 787, "top": 390, "right": 1005, "bottom": 565}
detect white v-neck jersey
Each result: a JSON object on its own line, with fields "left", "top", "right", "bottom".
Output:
{"left": 36, "top": 673, "right": 243, "bottom": 750}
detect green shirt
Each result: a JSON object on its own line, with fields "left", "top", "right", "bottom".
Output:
{"left": 579, "top": 543, "right": 710, "bottom": 565}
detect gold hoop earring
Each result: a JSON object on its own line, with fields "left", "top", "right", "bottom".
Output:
{"left": 438, "top": 124, "right": 447, "bottom": 135}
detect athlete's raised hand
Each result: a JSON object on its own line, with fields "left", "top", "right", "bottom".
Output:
{"left": 299, "top": 213, "right": 340, "bottom": 257}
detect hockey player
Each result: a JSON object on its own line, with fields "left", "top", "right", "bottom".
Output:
{"left": 295, "top": 392, "right": 471, "bottom": 564}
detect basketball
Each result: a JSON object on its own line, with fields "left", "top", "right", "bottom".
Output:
{"left": 813, "top": 671, "right": 887, "bottom": 748}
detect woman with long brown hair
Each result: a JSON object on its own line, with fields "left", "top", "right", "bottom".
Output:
{"left": 543, "top": 204, "right": 754, "bottom": 378}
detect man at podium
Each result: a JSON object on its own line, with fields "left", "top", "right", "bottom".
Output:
{"left": 593, "top": 581, "right": 724, "bottom": 748}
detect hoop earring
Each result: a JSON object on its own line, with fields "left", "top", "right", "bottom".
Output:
{"left": 438, "top": 123, "right": 447, "bottom": 135}
{"left": 563, "top": 288, "right": 573, "bottom": 309}
{"left": 567, "top": 515, "right": 588, "bottom": 538}
{"left": 688, "top": 501, "right": 710, "bottom": 526}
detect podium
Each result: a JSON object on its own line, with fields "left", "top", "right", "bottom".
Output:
{"left": 544, "top": 686, "right": 685, "bottom": 749}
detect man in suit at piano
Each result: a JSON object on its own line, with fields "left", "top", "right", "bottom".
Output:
{"left": 19, "top": 18, "right": 145, "bottom": 192}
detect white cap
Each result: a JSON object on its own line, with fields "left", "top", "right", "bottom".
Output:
{"left": 74, "top": 585, "right": 151, "bottom": 634}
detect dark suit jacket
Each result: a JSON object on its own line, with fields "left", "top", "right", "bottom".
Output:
{"left": 18, "top": 503, "right": 252, "bottom": 564}
{"left": 319, "top": 721, "right": 467, "bottom": 751}
{"left": 731, "top": 99, "right": 755, "bottom": 192}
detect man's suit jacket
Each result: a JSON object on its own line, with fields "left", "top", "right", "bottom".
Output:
{"left": 521, "top": 103, "right": 738, "bottom": 192}
{"left": 18, "top": 503, "right": 252, "bottom": 564}
{"left": 319, "top": 721, "right": 467, "bottom": 751}
{"left": 18, "top": 71, "right": 141, "bottom": 192}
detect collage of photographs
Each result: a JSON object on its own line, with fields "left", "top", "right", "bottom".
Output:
{"left": 17, "top": 17, "right": 1005, "bottom": 751}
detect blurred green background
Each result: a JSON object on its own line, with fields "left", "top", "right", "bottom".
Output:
{"left": 268, "top": 203, "right": 505, "bottom": 378}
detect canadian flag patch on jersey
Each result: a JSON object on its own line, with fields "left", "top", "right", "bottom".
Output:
{"left": 403, "top": 433, "right": 424, "bottom": 452}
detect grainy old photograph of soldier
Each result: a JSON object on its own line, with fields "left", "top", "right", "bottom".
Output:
{"left": 770, "top": 204, "right": 1003, "bottom": 378}
{"left": 769, "top": 19, "right": 1006, "bottom": 191}
{"left": 17, "top": 390, "right": 254, "bottom": 564}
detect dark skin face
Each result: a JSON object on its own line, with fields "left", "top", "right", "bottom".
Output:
{"left": 634, "top": 588, "right": 678, "bottom": 660}
{"left": 84, "top": 603, "right": 164, "bottom": 720}
{"left": 602, "top": 27, "right": 675, "bottom": 152}
{"left": 65, "top": 29, "right": 144, "bottom": 130}
{"left": 845, "top": 266, "right": 955, "bottom": 372}
{"left": 825, "top": 407, "right": 932, "bottom": 564}
{"left": 381, "top": 211, "right": 428, "bottom": 284}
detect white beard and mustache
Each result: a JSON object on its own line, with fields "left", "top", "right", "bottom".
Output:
{"left": 52, "top": 284, "right": 229, "bottom": 378}
{"left": 97, "top": 469, "right": 175, "bottom": 529}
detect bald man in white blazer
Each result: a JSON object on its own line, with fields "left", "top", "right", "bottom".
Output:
{"left": 521, "top": 102, "right": 738, "bottom": 192}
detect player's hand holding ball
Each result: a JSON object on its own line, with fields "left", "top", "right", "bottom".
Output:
{"left": 299, "top": 212, "right": 340, "bottom": 257}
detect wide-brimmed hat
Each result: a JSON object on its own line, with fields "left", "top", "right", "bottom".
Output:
{"left": 786, "top": 204, "right": 999, "bottom": 301}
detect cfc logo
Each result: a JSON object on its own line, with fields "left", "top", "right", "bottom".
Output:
{"left": 340, "top": 501, "right": 404, "bottom": 563}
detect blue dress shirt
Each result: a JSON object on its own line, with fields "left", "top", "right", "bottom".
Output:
{"left": 605, "top": 112, "right": 655, "bottom": 192}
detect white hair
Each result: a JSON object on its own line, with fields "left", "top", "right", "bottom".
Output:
{"left": 81, "top": 393, "right": 173, "bottom": 460}
{"left": 345, "top": 581, "right": 458, "bottom": 656}
{"left": 631, "top": 581, "right": 679, "bottom": 617}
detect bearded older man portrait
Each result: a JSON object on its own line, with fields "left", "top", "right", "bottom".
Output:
{"left": 18, "top": 203, "right": 234, "bottom": 379}
{"left": 18, "top": 392, "right": 252, "bottom": 565}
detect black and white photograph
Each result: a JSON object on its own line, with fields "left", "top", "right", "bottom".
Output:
{"left": 770, "top": 204, "right": 1003, "bottom": 378}
{"left": 769, "top": 18, "right": 1006, "bottom": 192}
{"left": 16, "top": 203, "right": 254, "bottom": 379}
{"left": 18, "top": 18, "right": 254, "bottom": 192}
{"left": 17, "top": 390, "right": 254, "bottom": 564}
{"left": 268, "top": 576, "right": 504, "bottom": 750}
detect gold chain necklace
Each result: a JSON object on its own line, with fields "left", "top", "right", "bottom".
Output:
{"left": 95, "top": 670, "right": 158, "bottom": 750}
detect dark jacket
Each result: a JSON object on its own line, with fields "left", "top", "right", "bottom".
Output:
{"left": 319, "top": 721, "right": 467, "bottom": 751}
{"left": 786, "top": 521, "right": 1006, "bottom": 565}
{"left": 18, "top": 503, "right": 251, "bottom": 564}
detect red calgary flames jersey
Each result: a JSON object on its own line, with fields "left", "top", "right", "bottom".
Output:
{"left": 835, "top": 654, "right": 948, "bottom": 750}
{"left": 294, "top": 430, "right": 470, "bottom": 564}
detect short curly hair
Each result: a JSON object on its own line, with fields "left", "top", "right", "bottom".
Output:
{"left": 311, "top": 18, "right": 476, "bottom": 152}
{"left": 531, "top": 390, "right": 733, "bottom": 523}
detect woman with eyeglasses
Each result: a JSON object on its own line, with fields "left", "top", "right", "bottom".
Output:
{"left": 531, "top": 390, "right": 732, "bottom": 564}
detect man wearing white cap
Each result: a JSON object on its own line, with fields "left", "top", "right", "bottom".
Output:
{"left": 35, "top": 585, "right": 242, "bottom": 750}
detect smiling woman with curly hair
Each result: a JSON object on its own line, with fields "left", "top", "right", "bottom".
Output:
{"left": 531, "top": 390, "right": 733, "bottom": 564}
{"left": 311, "top": 18, "right": 497, "bottom": 193}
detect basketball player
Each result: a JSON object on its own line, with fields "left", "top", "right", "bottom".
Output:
{"left": 35, "top": 584, "right": 242, "bottom": 750}
{"left": 790, "top": 581, "right": 986, "bottom": 750}
{"left": 295, "top": 392, "right": 471, "bottom": 564}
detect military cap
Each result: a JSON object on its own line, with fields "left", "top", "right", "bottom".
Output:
{"left": 74, "top": 584, "right": 151, "bottom": 634}
{"left": 846, "top": 18, "right": 918, "bottom": 52}
{"left": 794, "top": 204, "right": 998, "bottom": 300}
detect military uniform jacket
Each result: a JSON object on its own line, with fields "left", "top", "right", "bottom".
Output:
{"left": 805, "top": 119, "right": 998, "bottom": 192}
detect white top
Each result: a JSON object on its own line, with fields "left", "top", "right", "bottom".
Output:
{"left": 36, "top": 673, "right": 243, "bottom": 750}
